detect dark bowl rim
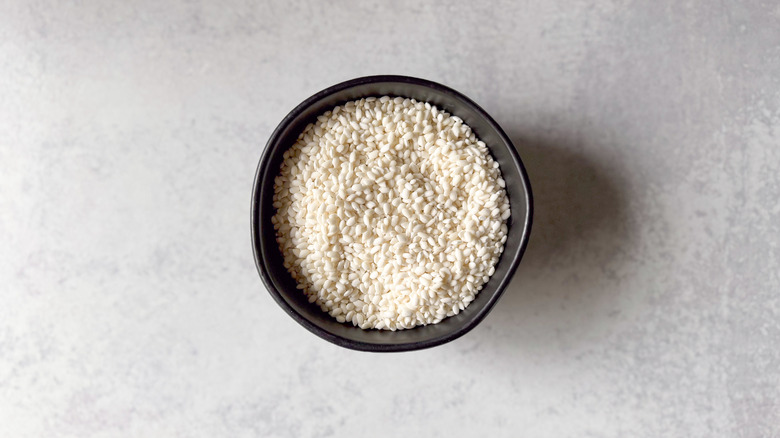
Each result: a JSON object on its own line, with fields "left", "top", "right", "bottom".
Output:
{"left": 251, "top": 75, "right": 533, "bottom": 352}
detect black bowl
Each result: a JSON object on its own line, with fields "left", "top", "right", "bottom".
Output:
{"left": 251, "top": 75, "right": 532, "bottom": 352}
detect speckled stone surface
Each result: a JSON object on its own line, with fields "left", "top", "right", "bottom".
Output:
{"left": 2, "top": 1, "right": 779, "bottom": 436}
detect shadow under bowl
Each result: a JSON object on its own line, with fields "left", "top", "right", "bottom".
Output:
{"left": 251, "top": 75, "right": 533, "bottom": 352}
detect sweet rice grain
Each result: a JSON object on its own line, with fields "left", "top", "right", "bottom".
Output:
{"left": 272, "top": 96, "right": 510, "bottom": 330}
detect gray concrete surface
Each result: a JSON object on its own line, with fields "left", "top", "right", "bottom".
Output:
{"left": 2, "top": 1, "right": 779, "bottom": 436}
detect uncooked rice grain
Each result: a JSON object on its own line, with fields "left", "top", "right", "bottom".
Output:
{"left": 272, "top": 96, "right": 510, "bottom": 330}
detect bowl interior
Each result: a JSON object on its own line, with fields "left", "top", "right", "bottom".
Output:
{"left": 252, "top": 76, "right": 532, "bottom": 351}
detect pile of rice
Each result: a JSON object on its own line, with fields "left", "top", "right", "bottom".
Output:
{"left": 272, "top": 96, "right": 509, "bottom": 330}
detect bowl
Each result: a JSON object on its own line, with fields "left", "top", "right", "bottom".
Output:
{"left": 251, "top": 75, "right": 532, "bottom": 352}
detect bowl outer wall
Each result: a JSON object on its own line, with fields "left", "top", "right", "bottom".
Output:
{"left": 251, "top": 75, "right": 533, "bottom": 352}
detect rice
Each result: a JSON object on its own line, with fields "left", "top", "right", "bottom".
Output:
{"left": 272, "top": 96, "right": 510, "bottom": 330}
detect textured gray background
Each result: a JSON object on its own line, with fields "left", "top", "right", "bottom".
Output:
{"left": 2, "top": 1, "right": 780, "bottom": 437}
